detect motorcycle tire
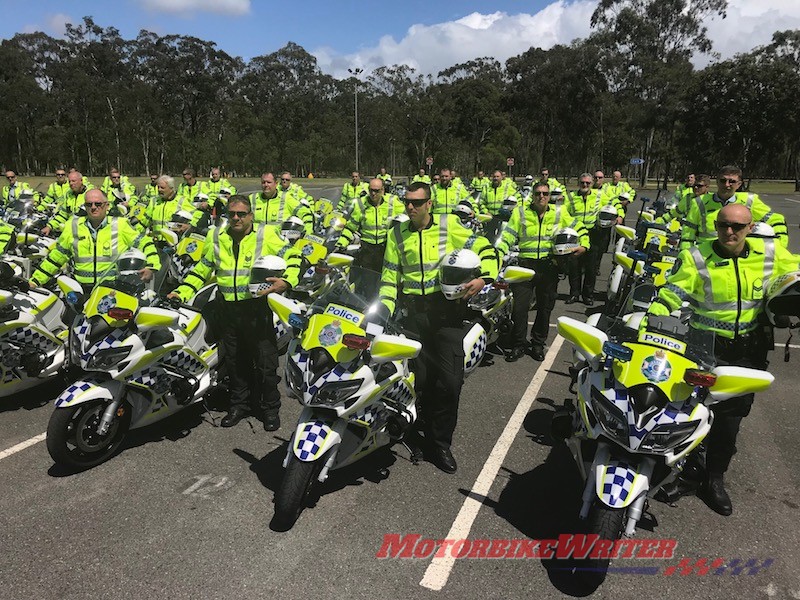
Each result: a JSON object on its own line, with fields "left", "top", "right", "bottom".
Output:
{"left": 46, "top": 399, "right": 131, "bottom": 470}
{"left": 576, "top": 503, "right": 625, "bottom": 587}
{"left": 272, "top": 454, "right": 325, "bottom": 530}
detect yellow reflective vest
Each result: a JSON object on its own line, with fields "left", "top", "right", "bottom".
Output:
{"left": 32, "top": 216, "right": 160, "bottom": 288}
{"left": 431, "top": 183, "right": 470, "bottom": 215}
{"left": 250, "top": 190, "right": 313, "bottom": 235}
{"left": 565, "top": 189, "right": 623, "bottom": 230}
{"left": 379, "top": 214, "right": 498, "bottom": 314}
{"left": 174, "top": 224, "right": 301, "bottom": 302}
{"left": 497, "top": 203, "right": 589, "bottom": 260}
{"left": 337, "top": 194, "right": 406, "bottom": 246}
{"left": 649, "top": 238, "right": 800, "bottom": 339}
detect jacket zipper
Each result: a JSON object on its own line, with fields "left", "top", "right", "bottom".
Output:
{"left": 733, "top": 256, "right": 741, "bottom": 337}
{"left": 418, "top": 228, "right": 425, "bottom": 297}
{"left": 233, "top": 238, "right": 240, "bottom": 301}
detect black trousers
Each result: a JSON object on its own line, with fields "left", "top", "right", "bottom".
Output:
{"left": 401, "top": 295, "right": 468, "bottom": 450}
{"left": 218, "top": 296, "right": 281, "bottom": 414}
{"left": 706, "top": 331, "right": 770, "bottom": 475}
{"left": 509, "top": 258, "right": 559, "bottom": 350}
{"left": 567, "top": 227, "right": 609, "bottom": 298}
{"left": 354, "top": 241, "right": 386, "bottom": 273}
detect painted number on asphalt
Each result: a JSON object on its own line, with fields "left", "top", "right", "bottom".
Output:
{"left": 181, "top": 474, "right": 235, "bottom": 498}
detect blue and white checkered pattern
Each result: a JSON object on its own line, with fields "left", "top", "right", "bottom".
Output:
{"left": 74, "top": 318, "right": 89, "bottom": 339}
{"left": 464, "top": 325, "right": 487, "bottom": 375}
{"left": 1, "top": 366, "right": 20, "bottom": 383}
{"left": 384, "top": 378, "right": 414, "bottom": 406}
{"left": 171, "top": 255, "right": 194, "bottom": 280}
{"left": 303, "top": 360, "right": 361, "bottom": 398}
{"left": 55, "top": 381, "right": 94, "bottom": 406}
{"left": 161, "top": 349, "right": 204, "bottom": 375}
{"left": 350, "top": 403, "right": 382, "bottom": 425}
{"left": 85, "top": 328, "right": 129, "bottom": 357}
{"left": 127, "top": 366, "right": 170, "bottom": 394}
{"left": 601, "top": 463, "right": 636, "bottom": 506}
{"left": 3, "top": 326, "right": 58, "bottom": 351}
{"left": 296, "top": 421, "right": 330, "bottom": 460}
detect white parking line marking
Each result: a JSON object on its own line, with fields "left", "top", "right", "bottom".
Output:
{"left": 0, "top": 432, "right": 47, "bottom": 461}
{"left": 783, "top": 197, "right": 800, "bottom": 204}
{"left": 419, "top": 335, "right": 565, "bottom": 591}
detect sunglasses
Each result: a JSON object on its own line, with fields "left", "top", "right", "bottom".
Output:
{"left": 533, "top": 191, "right": 550, "bottom": 196}
{"left": 56, "top": 173, "right": 66, "bottom": 177}
{"left": 369, "top": 188, "right": 382, "bottom": 193}
{"left": 85, "top": 202, "right": 107, "bottom": 208}
{"left": 580, "top": 181, "right": 592, "bottom": 185}
{"left": 715, "top": 221, "right": 749, "bottom": 231}
{"left": 719, "top": 177, "right": 740, "bottom": 185}
{"left": 693, "top": 183, "right": 707, "bottom": 188}
{"left": 227, "top": 210, "right": 250, "bottom": 219}
{"left": 6, "top": 176, "right": 16, "bottom": 180}
{"left": 405, "top": 198, "right": 428, "bottom": 207}
{"left": 182, "top": 173, "right": 191, "bottom": 176}
{"left": 280, "top": 178, "right": 291, "bottom": 182}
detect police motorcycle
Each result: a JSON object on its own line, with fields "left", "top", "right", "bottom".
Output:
{"left": 0, "top": 260, "right": 74, "bottom": 398}
{"left": 551, "top": 303, "right": 775, "bottom": 585}
{"left": 267, "top": 266, "right": 421, "bottom": 529}
{"left": 45, "top": 249, "right": 220, "bottom": 469}
{"left": 1, "top": 193, "right": 56, "bottom": 279}
{"left": 438, "top": 250, "right": 535, "bottom": 376}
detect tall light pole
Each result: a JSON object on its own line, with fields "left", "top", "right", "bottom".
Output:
{"left": 347, "top": 67, "right": 363, "bottom": 172}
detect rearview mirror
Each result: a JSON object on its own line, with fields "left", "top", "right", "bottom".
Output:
{"left": 370, "top": 334, "right": 422, "bottom": 364}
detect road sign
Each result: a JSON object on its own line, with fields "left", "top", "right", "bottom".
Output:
{"left": 506, "top": 157, "right": 515, "bottom": 167}
{"left": 426, "top": 156, "right": 433, "bottom": 166}
{"left": 630, "top": 158, "right": 645, "bottom": 165}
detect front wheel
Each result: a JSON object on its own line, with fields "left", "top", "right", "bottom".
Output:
{"left": 46, "top": 400, "right": 131, "bottom": 469}
{"left": 576, "top": 503, "right": 626, "bottom": 587}
{"left": 272, "top": 454, "right": 324, "bottom": 530}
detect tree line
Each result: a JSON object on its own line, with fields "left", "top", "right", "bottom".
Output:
{"left": 0, "top": 0, "right": 798, "bottom": 188}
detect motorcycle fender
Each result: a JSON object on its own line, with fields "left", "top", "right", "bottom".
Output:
{"left": 54, "top": 379, "right": 121, "bottom": 408}
{"left": 292, "top": 419, "right": 342, "bottom": 462}
{"left": 594, "top": 458, "right": 649, "bottom": 509}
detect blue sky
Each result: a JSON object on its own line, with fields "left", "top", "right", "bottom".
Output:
{"left": 1, "top": 0, "right": 798, "bottom": 77}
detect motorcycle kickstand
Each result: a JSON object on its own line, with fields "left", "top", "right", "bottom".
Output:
{"left": 399, "top": 440, "right": 423, "bottom": 466}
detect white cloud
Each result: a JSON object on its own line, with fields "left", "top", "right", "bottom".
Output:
{"left": 138, "top": 0, "right": 251, "bottom": 17}
{"left": 313, "top": 0, "right": 800, "bottom": 80}
{"left": 45, "top": 13, "right": 74, "bottom": 36}
{"left": 313, "top": 1, "right": 596, "bottom": 79}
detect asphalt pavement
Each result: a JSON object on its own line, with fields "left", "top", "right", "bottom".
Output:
{"left": 1, "top": 188, "right": 799, "bottom": 599}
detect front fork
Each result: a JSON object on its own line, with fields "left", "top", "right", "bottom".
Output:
{"left": 97, "top": 385, "right": 127, "bottom": 436}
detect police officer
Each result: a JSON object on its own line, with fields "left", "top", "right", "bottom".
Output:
{"left": 337, "top": 178, "right": 405, "bottom": 272}
{"left": 380, "top": 182, "right": 498, "bottom": 473}
{"left": 340, "top": 171, "right": 369, "bottom": 210}
{"left": 497, "top": 182, "right": 589, "bottom": 362}
{"left": 205, "top": 167, "right": 237, "bottom": 211}
{"left": 479, "top": 170, "right": 518, "bottom": 241}
{"left": 431, "top": 168, "right": 470, "bottom": 215}
{"left": 681, "top": 165, "right": 789, "bottom": 249}
{"left": 470, "top": 170, "right": 490, "bottom": 192}
{"left": 646, "top": 203, "right": 800, "bottom": 515}
{"left": 2, "top": 170, "right": 35, "bottom": 208}
{"left": 30, "top": 189, "right": 160, "bottom": 294}
{"left": 412, "top": 168, "right": 431, "bottom": 184}
{"left": 100, "top": 168, "right": 131, "bottom": 194}
{"left": 41, "top": 171, "right": 92, "bottom": 236}
{"left": 105, "top": 170, "right": 139, "bottom": 215}
{"left": 169, "top": 195, "right": 302, "bottom": 431}
{"left": 250, "top": 172, "right": 313, "bottom": 236}
{"left": 565, "top": 172, "right": 623, "bottom": 305}
{"left": 534, "top": 167, "right": 564, "bottom": 193}
{"left": 141, "top": 174, "right": 160, "bottom": 203}
{"left": 44, "top": 168, "right": 70, "bottom": 208}
{"left": 139, "top": 175, "right": 201, "bottom": 232}
{"left": 656, "top": 174, "right": 710, "bottom": 226}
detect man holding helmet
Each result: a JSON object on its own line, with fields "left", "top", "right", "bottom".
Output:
{"left": 169, "top": 195, "right": 302, "bottom": 431}
{"left": 497, "top": 182, "right": 589, "bottom": 362}
{"left": 251, "top": 172, "right": 313, "bottom": 236}
{"left": 379, "top": 182, "right": 498, "bottom": 473}
{"left": 646, "top": 203, "right": 800, "bottom": 515}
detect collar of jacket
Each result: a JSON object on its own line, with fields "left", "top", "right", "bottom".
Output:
{"left": 409, "top": 213, "right": 437, "bottom": 232}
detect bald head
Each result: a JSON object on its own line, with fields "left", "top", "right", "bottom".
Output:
{"left": 718, "top": 203, "right": 751, "bottom": 225}
{"left": 84, "top": 188, "right": 109, "bottom": 226}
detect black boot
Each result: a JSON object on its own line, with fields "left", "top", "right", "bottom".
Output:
{"left": 700, "top": 474, "right": 732, "bottom": 516}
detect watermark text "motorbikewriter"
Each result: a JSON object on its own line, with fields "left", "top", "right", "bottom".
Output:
{"left": 376, "top": 533, "right": 677, "bottom": 560}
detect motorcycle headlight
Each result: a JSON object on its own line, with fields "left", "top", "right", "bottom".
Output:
{"left": 87, "top": 346, "right": 132, "bottom": 371}
{"left": 309, "top": 379, "right": 363, "bottom": 408}
{"left": 590, "top": 387, "right": 628, "bottom": 441}
{"left": 639, "top": 421, "right": 697, "bottom": 452}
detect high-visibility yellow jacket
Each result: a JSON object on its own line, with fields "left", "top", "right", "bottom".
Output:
{"left": 497, "top": 203, "right": 589, "bottom": 260}
{"left": 140, "top": 194, "right": 202, "bottom": 231}
{"left": 379, "top": 214, "right": 498, "bottom": 314}
{"left": 250, "top": 190, "right": 313, "bottom": 235}
{"left": 174, "top": 224, "right": 301, "bottom": 302}
{"left": 340, "top": 181, "right": 369, "bottom": 208}
{"left": 680, "top": 192, "right": 788, "bottom": 249}
{"left": 649, "top": 238, "right": 800, "bottom": 338}
{"left": 337, "top": 194, "right": 406, "bottom": 246}
{"left": 32, "top": 216, "right": 160, "bottom": 288}
{"left": 47, "top": 187, "right": 90, "bottom": 232}
{"left": 431, "top": 183, "right": 470, "bottom": 215}
{"left": 479, "top": 181, "right": 518, "bottom": 216}
{"left": 565, "top": 189, "right": 624, "bottom": 230}
{"left": 204, "top": 178, "right": 237, "bottom": 206}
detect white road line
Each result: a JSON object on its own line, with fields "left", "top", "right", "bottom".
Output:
{"left": 419, "top": 335, "right": 565, "bottom": 591}
{"left": 783, "top": 197, "right": 800, "bottom": 204}
{"left": 0, "top": 432, "right": 47, "bottom": 461}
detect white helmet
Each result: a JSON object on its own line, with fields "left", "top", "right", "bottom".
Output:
{"left": 219, "top": 187, "right": 231, "bottom": 196}
{"left": 193, "top": 193, "right": 209, "bottom": 207}
{"left": 765, "top": 271, "right": 800, "bottom": 326}
{"left": 168, "top": 209, "right": 194, "bottom": 232}
{"left": 249, "top": 256, "right": 288, "bottom": 297}
{"left": 18, "top": 189, "right": 35, "bottom": 202}
{"left": 619, "top": 192, "right": 631, "bottom": 202}
{"left": 117, "top": 248, "right": 146, "bottom": 286}
{"left": 439, "top": 249, "right": 481, "bottom": 300}
{"left": 551, "top": 187, "right": 564, "bottom": 198}
{"left": 749, "top": 222, "right": 776, "bottom": 238}
{"left": 598, "top": 205, "right": 618, "bottom": 228}
{"left": 552, "top": 228, "right": 581, "bottom": 255}
{"left": 525, "top": 174, "right": 534, "bottom": 183}
{"left": 281, "top": 216, "right": 305, "bottom": 242}
{"left": 453, "top": 199, "right": 475, "bottom": 222}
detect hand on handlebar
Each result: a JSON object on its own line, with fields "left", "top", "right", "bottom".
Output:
{"left": 462, "top": 278, "right": 486, "bottom": 299}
